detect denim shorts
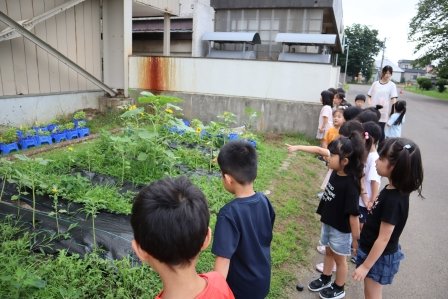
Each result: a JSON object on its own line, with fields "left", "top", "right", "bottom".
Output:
{"left": 320, "top": 223, "right": 352, "bottom": 256}
{"left": 356, "top": 246, "right": 404, "bottom": 285}
{"left": 359, "top": 206, "right": 368, "bottom": 224}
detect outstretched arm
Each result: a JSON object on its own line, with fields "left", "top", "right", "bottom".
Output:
{"left": 285, "top": 143, "right": 330, "bottom": 157}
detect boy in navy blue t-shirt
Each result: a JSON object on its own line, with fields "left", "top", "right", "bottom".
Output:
{"left": 212, "top": 140, "right": 276, "bottom": 299}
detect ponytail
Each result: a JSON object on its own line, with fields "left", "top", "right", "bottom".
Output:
{"left": 393, "top": 101, "right": 407, "bottom": 126}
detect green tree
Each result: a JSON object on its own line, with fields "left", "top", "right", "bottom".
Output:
{"left": 409, "top": 0, "right": 448, "bottom": 78}
{"left": 338, "top": 24, "right": 384, "bottom": 82}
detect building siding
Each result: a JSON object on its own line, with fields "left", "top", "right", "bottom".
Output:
{"left": 0, "top": 0, "right": 102, "bottom": 97}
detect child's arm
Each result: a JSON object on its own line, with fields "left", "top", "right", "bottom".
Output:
{"left": 285, "top": 144, "right": 330, "bottom": 157}
{"left": 319, "top": 116, "right": 328, "bottom": 133}
{"left": 368, "top": 180, "right": 380, "bottom": 210}
{"left": 214, "top": 256, "right": 231, "bottom": 278}
{"left": 352, "top": 222, "right": 394, "bottom": 281}
{"left": 349, "top": 215, "right": 360, "bottom": 254}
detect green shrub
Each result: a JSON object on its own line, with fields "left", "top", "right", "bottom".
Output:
{"left": 436, "top": 78, "right": 447, "bottom": 93}
{"left": 0, "top": 127, "right": 18, "bottom": 144}
{"left": 416, "top": 77, "right": 433, "bottom": 90}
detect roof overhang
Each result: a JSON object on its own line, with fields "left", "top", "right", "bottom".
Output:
{"left": 275, "top": 33, "right": 337, "bottom": 46}
{"left": 132, "top": 0, "right": 179, "bottom": 17}
{"left": 202, "top": 32, "right": 261, "bottom": 44}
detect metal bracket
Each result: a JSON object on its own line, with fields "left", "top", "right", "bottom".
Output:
{"left": 0, "top": 10, "right": 117, "bottom": 97}
{"left": 0, "top": 0, "right": 86, "bottom": 42}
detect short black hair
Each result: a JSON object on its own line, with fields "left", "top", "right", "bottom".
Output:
{"left": 343, "top": 106, "right": 363, "bottom": 121}
{"left": 356, "top": 107, "right": 381, "bottom": 123}
{"left": 355, "top": 94, "right": 366, "bottom": 102}
{"left": 217, "top": 140, "right": 257, "bottom": 184}
{"left": 131, "top": 176, "right": 210, "bottom": 266}
{"left": 378, "top": 138, "right": 423, "bottom": 196}
{"left": 339, "top": 120, "right": 364, "bottom": 137}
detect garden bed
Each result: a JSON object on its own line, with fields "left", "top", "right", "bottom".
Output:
{"left": 0, "top": 93, "right": 325, "bottom": 298}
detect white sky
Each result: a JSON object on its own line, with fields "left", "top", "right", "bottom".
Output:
{"left": 342, "top": 0, "right": 420, "bottom": 64}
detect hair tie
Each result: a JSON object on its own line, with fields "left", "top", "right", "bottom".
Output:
{"left": 364, "top": 132, "right": 369, "bottom": 140}
{"left": 403, "top": 144, "right": 412, "bottom": 151}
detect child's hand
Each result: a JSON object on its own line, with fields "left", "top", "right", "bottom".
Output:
{"left": 352, "top": 264, "right": 369, "bottom": 281}
{"left": 285, "top": 143, "right": 298, "bottom": 153}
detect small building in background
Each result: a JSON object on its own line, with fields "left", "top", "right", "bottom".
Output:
{"left": 374, "top": 59, "right": 404, "bottom": 83}
{"left": 398, "top": 59, "right": 427, "bottom": 83}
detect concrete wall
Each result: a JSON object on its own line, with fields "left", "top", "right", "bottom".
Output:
{"left": 191, "top": 1, "right": 215, "bottom": 57}
{"left": 129, "top": 56, "right": 340, "bottom": 103}
{"left": 129, "top": 89, "right": 321, "bottom": 137}
{"left": 0, "top": 91, "right": 102, "bottom": 127}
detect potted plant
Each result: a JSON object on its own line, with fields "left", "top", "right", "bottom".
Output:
{"left": 62, "top": 122, "right": 78, "bottom": 140}
{"left": 73, "top": 111, "right": 87, "bottom": 128}
{"left": 17, "top": 126, "right": 38, "bottom": 150}
{"left": 76, "top": 121, "right": 90, "bottom": 138}
{"left": 50, "top": 125, "right": 67, "bottom": 143}
{"left": 0, "top": 128, "right": 19, "bottom": 154}
{"left": 34, "top": 127, "right": 53, "bottom": 146}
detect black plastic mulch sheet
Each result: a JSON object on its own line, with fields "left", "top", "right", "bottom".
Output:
{"left": 0, "top": 181, "right": 134, "bottom": 260}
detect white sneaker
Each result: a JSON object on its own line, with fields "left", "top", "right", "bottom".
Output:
{"left": 315, "top": 262, "right": 336, "bottom": 273}
{"left": 317, "top": 245, "right": 326, "bottom": 255}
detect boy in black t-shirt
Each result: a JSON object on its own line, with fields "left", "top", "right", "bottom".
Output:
{"left": 212, "top": 140, "right": 276, "bottom": 299}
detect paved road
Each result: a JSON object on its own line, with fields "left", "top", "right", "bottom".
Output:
{"left": 294, "top": 85, "right": 448, "bottom": 298}
{"left": 348, "top": 84, "right": 448, "bottom": 298}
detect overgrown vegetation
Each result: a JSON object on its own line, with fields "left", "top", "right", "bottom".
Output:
{"left": 0, "top": 95, "right": 325, "bottom": 298}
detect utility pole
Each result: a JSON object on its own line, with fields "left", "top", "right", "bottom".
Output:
{"left": 379, "top": 38, "right": 386, "bottom": 79}
{"left": 343, "top": 41, "right": 350, "bottom": 85}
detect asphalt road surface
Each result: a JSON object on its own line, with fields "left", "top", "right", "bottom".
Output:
{"left": 293, "top": 84, "right": 448, "bottom": 298}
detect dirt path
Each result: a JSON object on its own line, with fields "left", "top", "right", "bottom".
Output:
{"left": 267, "top": 147, "right": 364, "bottom": 299}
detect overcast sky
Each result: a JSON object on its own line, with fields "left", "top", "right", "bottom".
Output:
{"left": 342, "top": 0, "right": 420, "bottom": 64}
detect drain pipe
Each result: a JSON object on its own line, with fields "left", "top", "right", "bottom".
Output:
{"left": 0, "top": 11, "right": 117, "bottom": 97}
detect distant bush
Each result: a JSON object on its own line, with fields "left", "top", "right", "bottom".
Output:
{"left": 416, "top": 77, "right": 432, "bottom": 90}
{"left": 436, "top": 78, "right": 447, "bottom": 93}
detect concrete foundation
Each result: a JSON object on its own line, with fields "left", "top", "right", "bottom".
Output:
{"left": 129, "top": 89, "right": 321, "bottom": 137}
{"left": 98, "top": 96, "right": 135, "bottom": 113}
{"left": 0, "top": 91, "right": 103, "bottom": 127}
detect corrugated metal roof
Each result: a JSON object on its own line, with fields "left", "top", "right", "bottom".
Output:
{"left": 202, "top": 32, "right": 261, "bottom": 44}
{"left": 133, "top": 18, "right": 192, "bottom": 33}
{"left": 275, "top": 33, "right": 337, "bottom": 45}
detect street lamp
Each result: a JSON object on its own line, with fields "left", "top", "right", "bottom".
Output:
{"left": 343, "top": 42, "right": 350, "bottom": 85}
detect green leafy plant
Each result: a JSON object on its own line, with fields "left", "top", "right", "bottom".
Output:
{"left": 73, "top": 111, "right": 86, "bottom": 120}
{"left": 63, "top": 122, "right": 75, "bottom": 131}
{"left": 0, "top": 127, "right": 18, "bottom": 144}
{"left": 416, "top": 77, "right": 432, "bottom": 90}
{"left": 0, "top": 158, "right": 13, "bottom": 201}
{"left": 13, "top": 155, "right": 50, "bottom": 228}
{"left": 436, "top": 78, "right": 447, "bottom": 93}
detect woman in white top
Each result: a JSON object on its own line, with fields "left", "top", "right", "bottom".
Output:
{"left": 367, "top": 65, "right": 398, "bottom": 142}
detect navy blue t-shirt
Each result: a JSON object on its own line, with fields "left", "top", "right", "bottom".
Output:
{"left": 212, "top": 192, "right": 275, "bottom": 299}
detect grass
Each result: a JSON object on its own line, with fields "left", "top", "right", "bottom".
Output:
{"left": 403, "top": 85, "right": 448, "bottom": 100}
{"left": 0, "top": 121, "right": 326, "bottom": 298}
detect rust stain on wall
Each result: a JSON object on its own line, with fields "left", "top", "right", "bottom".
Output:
{"left": 138, "top": 57, "right": 166, "bottom": 91}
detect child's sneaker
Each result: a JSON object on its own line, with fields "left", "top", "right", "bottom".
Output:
{"left": 317, "top": 245, "right": 326, "bottom": 255}
{"left": 315, "top": 262, "right": 336, "bottom": 273}
{"left": 350, "top": 255, "right": 357, "bottom": 264}
{"left": 308, "top": 276, "right": 332, "bottom": 292}
{"left": 319, "top": 282, "right": 345, "bottom": 299}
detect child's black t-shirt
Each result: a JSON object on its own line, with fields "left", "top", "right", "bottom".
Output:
{"left": 360, "top": 187, "right": 409, "bottom": 255}
{"left": 317, "top": 172, "right": 360, "bottom": 233}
